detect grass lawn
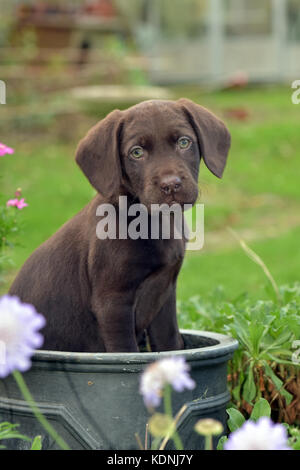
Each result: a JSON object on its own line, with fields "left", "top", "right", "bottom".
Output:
{"left": 1, "top": 84, "right": 300, "bottom": 302}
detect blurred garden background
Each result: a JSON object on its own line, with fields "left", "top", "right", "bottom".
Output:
{"left": 1, "top": 0, "right": 300, "bottom": 304}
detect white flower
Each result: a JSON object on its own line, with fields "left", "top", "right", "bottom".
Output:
{"left": 224, "top": 417, "right": 291, "bottom": 450}
{"left": 0, "top": 295, "right": 46, "bottom": 377}
{"left": 140, "top": 357, "right": 195, "bottom": 408}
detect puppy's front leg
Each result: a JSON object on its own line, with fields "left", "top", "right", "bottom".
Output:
{"left": 92, "top": 292, "right": 139, "bottom": 352}
{"left": 147, "top": 287, "right": 184, "bottom": 352}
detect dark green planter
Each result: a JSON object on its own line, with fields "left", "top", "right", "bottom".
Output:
{"left": 0, "top": 330, "right": 238, "bottom": 450}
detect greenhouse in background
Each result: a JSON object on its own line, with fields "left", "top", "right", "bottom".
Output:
{"left": 117, "top": 0, "right": 300, "bottom": 84}
{"left": 1, "top": 0, "right": 300, "bottom": 85}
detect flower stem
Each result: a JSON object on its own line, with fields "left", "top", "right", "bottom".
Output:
{"left": 163, "top": 385, "right": 173, "bottom": 418}
{"left": 159, "top": 404, "right": 187, "bottom": 450}
{"left": 162, "top": 385, "right": 183, "bottom": 450}
{"left": 13, "top": 370, "right": 70, "bottom": 450}
{"left": 151, "top": 436, "right": 162, "bottom": 450}
{"left": 205, "top": 435, "right": 213, "bottom": 451}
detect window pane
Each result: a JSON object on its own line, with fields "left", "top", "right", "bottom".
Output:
{"left": 224, "top": 0, "right": 272, "bottom": 36}
{"left": 287, "top": 0, "right": 300, "bottom": 41}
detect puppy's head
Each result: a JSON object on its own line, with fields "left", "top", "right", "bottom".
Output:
{"left": 76, "top": 98, "right": 231, "bottom": 208}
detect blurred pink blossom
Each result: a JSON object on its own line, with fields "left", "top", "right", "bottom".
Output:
{"left": 6, "top": 198, "right": 28, "bottom": 210}
{"left": 0, "top": 143, "right": 14, "bottom": 157}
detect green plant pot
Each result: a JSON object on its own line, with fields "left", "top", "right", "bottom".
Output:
{"left": 0, "top": 329, "right": 238, "bottom": 450}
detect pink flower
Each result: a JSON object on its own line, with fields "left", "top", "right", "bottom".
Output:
{"left": 0, "top": 143, "right": 14, "bottom": 157}
{"left": 6, "top": 199, "right": 18, "bottom": 208}
{"left": 16, "top": 198, "right": 28, "bottom": 210}
{"left": 6, "top": 198, "right": 28, "bottom": 210}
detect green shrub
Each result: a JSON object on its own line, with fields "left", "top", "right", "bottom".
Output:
{"left": 178, "top": 282, "right": 300, "bottom": 424}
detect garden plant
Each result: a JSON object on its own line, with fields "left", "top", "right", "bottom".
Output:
{"left": 0, "top": 143, "right": 68, "bottom": 450}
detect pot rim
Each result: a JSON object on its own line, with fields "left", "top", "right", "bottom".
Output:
{"left": 32, "top": 329, "right": 238, "bottom": 365}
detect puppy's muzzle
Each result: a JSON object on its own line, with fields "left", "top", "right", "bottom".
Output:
{"left": 160, "top": 175, "right": 182, "bottom": 195}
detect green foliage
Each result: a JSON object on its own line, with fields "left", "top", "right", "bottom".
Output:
{"left": 0, "top": 422, "right": 42, "bottom": 450}
{"left": 0, "top": 203, "right": 21, "bottom": 249}
{"left": 286, "top": 425, "right": 300, "bottom": 450}
{"left": 0, "top": 422, "right": 31, "bottom": 449}
{"left": 0, "top": 187, "right": 24, "bottom": 280}
{"left": 0, "top": 207, "right": 18, "bottom": 250}
{"left": 178, "top": 282, "right": 300, "bottom": 417}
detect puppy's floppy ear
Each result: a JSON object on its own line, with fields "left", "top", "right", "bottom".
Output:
{"left": 178, "top": 98, "right": 231, "bottom": 178}
{"left": 76, "top": 109, "right": 123, "bottom": 198}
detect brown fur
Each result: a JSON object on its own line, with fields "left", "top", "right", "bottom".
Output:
{"left": 9, "top": 99, "right": 230, "bottom": 352}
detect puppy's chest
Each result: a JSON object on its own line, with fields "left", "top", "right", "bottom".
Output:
{"left": 134, "top": 237, "right": 185, "bottom": 273}
{"left": 132, "top": 239, "right": 184, "bottom": 332}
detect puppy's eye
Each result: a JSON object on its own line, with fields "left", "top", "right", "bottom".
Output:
{"left": 130, "top": 146, "right": 144, "bottom": 159}
{"left": 178, "top": 136, "right": 192, "bottom": 149}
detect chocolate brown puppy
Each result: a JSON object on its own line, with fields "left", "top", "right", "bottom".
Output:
{"left": 9, "top": 99, "right": 230, "bottom": 352}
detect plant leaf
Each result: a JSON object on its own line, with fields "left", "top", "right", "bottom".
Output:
{"left": 217, "top": 435, "right": 228, "bottom": 450}
{"left": 263, "top": 362, "right": 293, "bottom": 405}
{"left": 31, "top": 435, "right": 42, "bottom": 450}
{"left": 243, "top": 366, "right": 257, "bottom": 403}
{"left": 250, "top": 398, "right": 271, "bottom": 421}
{"left": 226, "top": 408, "right": 245, "bottom": 432}
{"left": 0, "top": 422, "right": 31, "bottom": 442}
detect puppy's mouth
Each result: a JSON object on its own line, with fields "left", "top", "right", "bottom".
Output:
{"left": 140, "top": 195, "right": 198, "bottom": 212}
{"left": 140, "top": 179, "right": 199, "bottom": 211}
{"left": 160, "top": 189, "right": 199, "bottom": 208}
{"left": 163, "top": 196, "right": 186, "bottom": 208}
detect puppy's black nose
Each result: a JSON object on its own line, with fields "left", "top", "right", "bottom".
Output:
{"left": 160, "top": 176, "right": 182, "bottom": 195}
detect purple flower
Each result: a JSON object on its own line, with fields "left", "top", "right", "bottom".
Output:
{"left": 140, "top": 357, "right": 195, "bottom": 408}
{"left": 0, "top": 143, "right": 14, "bottom": 157}
{"left": 224, "top": 417, "right": 291, "bottom": 450}
{"left": 0, "top": 295, "right": 46, "bottom": 378}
